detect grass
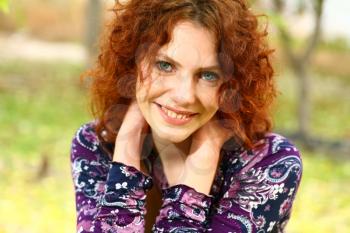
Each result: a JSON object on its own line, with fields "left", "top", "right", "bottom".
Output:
{"left": 0, "top": 58, "right": 349, "bottom": 232}
{"left": 286, "top": 152, "right": 350, "bottom": 233}
{"left": 274, "top": 70, "right": 350, "bottom": 139}
{"left": 0, "top": 60, "right": 89, "bottom": 232}
{"left": 0, "top": 60, "right": 89, "bottom": 158}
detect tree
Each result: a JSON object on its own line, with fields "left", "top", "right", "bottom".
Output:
{"left": 84, "top": 0, "right": 103, "bottom": 66}
{"left": 268, "top": 0, "right": 325, "bottom": 142}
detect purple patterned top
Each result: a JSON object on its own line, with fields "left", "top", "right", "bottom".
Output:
{"left": 70, "top": 122, "right": 302, "bottom": 233}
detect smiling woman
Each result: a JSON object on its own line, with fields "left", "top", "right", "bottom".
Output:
{"left": 136, "top": 21, "right": 223, "bottom": 145}
{"left": 70, "top": 0, "right": 302, "bottom": 233}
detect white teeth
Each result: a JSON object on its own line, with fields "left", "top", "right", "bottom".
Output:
{"left": 169, "top": 111, "right": 177, "bottom": 118}
{"left": 161, "top": 106, "right": 190, "bottom": 120}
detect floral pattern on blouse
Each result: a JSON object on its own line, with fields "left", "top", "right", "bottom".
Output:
{"left": 70, "top": 122, "right": 302, "bottom": 233}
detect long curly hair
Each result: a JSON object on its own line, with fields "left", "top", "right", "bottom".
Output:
{"left": 82, "top": 0, "right": 276, "bottom": 158}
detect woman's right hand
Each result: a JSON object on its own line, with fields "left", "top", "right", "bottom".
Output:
{"left": 113, "top": 100, "right": 149, "bottom": 170}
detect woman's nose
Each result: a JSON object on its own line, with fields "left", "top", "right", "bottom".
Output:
{"left": 172, "top": 72, "right": 196, "bottom": 105}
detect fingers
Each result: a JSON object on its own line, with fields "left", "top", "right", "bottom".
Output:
{"left": 193, "top": 116, "right": 234, "bottom": 151}
{"left": 115, "top": 101, "right": 149, "bottom": 145}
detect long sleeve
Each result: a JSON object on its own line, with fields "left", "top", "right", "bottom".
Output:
{"left": 152, "top": 184, "right": 213, "bottom": 232}
{"left": 71, "top": 124, "right": 302, "bottom": 233}
{"left": 70, "top": 123, "right": 153, "bottom": 233}
{"left": 206, "top": 140, "right": 302, "bottom": 233}
{"left": 151, "top": 134, "right": 302, "bottom": 233}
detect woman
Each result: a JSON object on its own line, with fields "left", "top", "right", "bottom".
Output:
{"left": 70, "top": 0, "right": 302, "bottom": 232}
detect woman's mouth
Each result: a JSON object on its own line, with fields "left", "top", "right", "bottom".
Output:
{"left": 154, "top": 103, "right": 198, "bottom": 126}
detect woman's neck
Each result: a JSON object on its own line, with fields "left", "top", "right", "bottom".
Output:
{"left": 151, "top": 131, "right": 192, "bottom": 184}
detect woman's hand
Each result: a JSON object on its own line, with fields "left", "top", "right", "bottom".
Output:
{"left": 180, "top": 115, "right": 234, "bottom": 195}
{"left": 189, "top": 115, "right": 233, "bottom": 155}
{"left": 113, "top": 100, "right": 149, "bottom": 170}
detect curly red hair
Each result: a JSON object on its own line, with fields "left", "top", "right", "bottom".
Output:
{"left": 83, "top": 0, "right": 276, "bottom": 157}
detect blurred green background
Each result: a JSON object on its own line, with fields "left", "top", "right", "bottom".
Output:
{"left": 0, "top": 0, "right": 349, "bottom": 232}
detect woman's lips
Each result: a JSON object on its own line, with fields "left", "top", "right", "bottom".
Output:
{"left": 155, "top": 102, "right": 197, "bottom": 115}
{"left": 154, "top": 103, "right": 197, "bottom": 126}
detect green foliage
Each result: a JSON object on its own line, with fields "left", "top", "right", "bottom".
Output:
{"left": 274, "top": 71, "right": 350, "bottom": 139}
{"left": 318, "top": 37, "right": 350, "bottom": 53}
{"left": 0, "top": 60, "right": 89, "bottom": 233}
{"left": 0, "top": 0, "right": 9, "bottom": 13}
{"left": 0, "top": 59, "right": 350, "bottom": 232}
{"left": 0, "top": 60, "right": 89, "bottom": 160}
{"left": 286, "top": 153, "right": 350, "bottom": 233}
{"left": 266, "top": 10, "right": 288, "bottom": 31}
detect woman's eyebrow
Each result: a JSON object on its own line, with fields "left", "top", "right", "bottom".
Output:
{"left": 157, "top": 53, "right": 221, "bottom": 71}
{"left": 157, "top": 53, "right": 182, "bottom": 67}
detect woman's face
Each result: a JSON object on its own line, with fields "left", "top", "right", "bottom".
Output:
{"left": 136, "top": 21, "right": 224, "bottom": 143}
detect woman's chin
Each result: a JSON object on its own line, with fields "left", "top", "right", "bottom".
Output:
{"left": 168, "top": 135, "right": 190, "bottom": 144}
{"left": 153, "top": 128, "right": 192, "bottom": 144}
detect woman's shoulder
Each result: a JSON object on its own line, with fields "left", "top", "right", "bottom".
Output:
{"left": 70, "top": 122, "right": 111, "bottom": 199}
{"left": 263, "top": 132, "right": 301, "bottom": 158}
{"left": 224, "top": 132, "right": 302, "bottom": 175}
{"left": 70, "top": 121, "right": 110, "bottom": 164}
{"left": 256, "top": 132, "right": 302, "bottom": 172}
{"left": 255, "top": 132, "right": 302, "bottom": 167}
{"left": 71, "top": 121, "right": 100, "bottom": 152}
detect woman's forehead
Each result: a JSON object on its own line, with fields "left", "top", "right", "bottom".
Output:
{"left": 156, "top": 21, "right": 220, "bottom": 69}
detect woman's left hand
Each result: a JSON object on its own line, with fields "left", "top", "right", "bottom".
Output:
{"left": 189, "top": 115, "right": 233, "bottom": 155}
{"left": 179, "top": 115, "right": 234, "bottom": 195}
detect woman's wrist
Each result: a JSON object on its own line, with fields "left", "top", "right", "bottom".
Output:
{"left": 177, "top": 148, "right": 220, "bottom": 195}
{"left": 113, "top": 130, "right": 144, "bottom": 170}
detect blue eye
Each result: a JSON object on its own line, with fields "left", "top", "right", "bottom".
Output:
{"left": 156, "top": 61, "right": 173, "bottom": 72}
{"left": 201, "top": 72, "right": 219, "bottom": 82}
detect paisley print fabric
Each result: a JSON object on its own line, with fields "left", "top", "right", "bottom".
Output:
{"left": 70, "top": 122, "right": 302, "bottom": 232}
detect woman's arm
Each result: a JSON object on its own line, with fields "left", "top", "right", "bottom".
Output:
{"left": 70, "top": 123, "right": 152, "bottom": 233}
{"left": 208, "top": 143, "right": 302, "bottom": 232}
{"left": 152, "top": 135, "right": 302, "bottom": 233}
{"left": 151, "top": 117, "right": 231, "bottom": 232}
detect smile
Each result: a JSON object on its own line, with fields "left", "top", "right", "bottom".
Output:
{"left": 155, "top": 103, "right": 198, "bottom": 126}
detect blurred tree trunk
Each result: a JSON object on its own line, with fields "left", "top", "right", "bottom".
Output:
{"left": 34, "top": 154, "right": 50, "bottom": 181}
{"left": 85, "top": 0, "right": 102, "bottom": 66}
{"left": 271, "top": 0, "right": 324, "bottom": 142}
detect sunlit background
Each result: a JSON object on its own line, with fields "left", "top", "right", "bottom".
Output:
{"left": 0, "top": 0, "right": 349, "bottom": 232}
